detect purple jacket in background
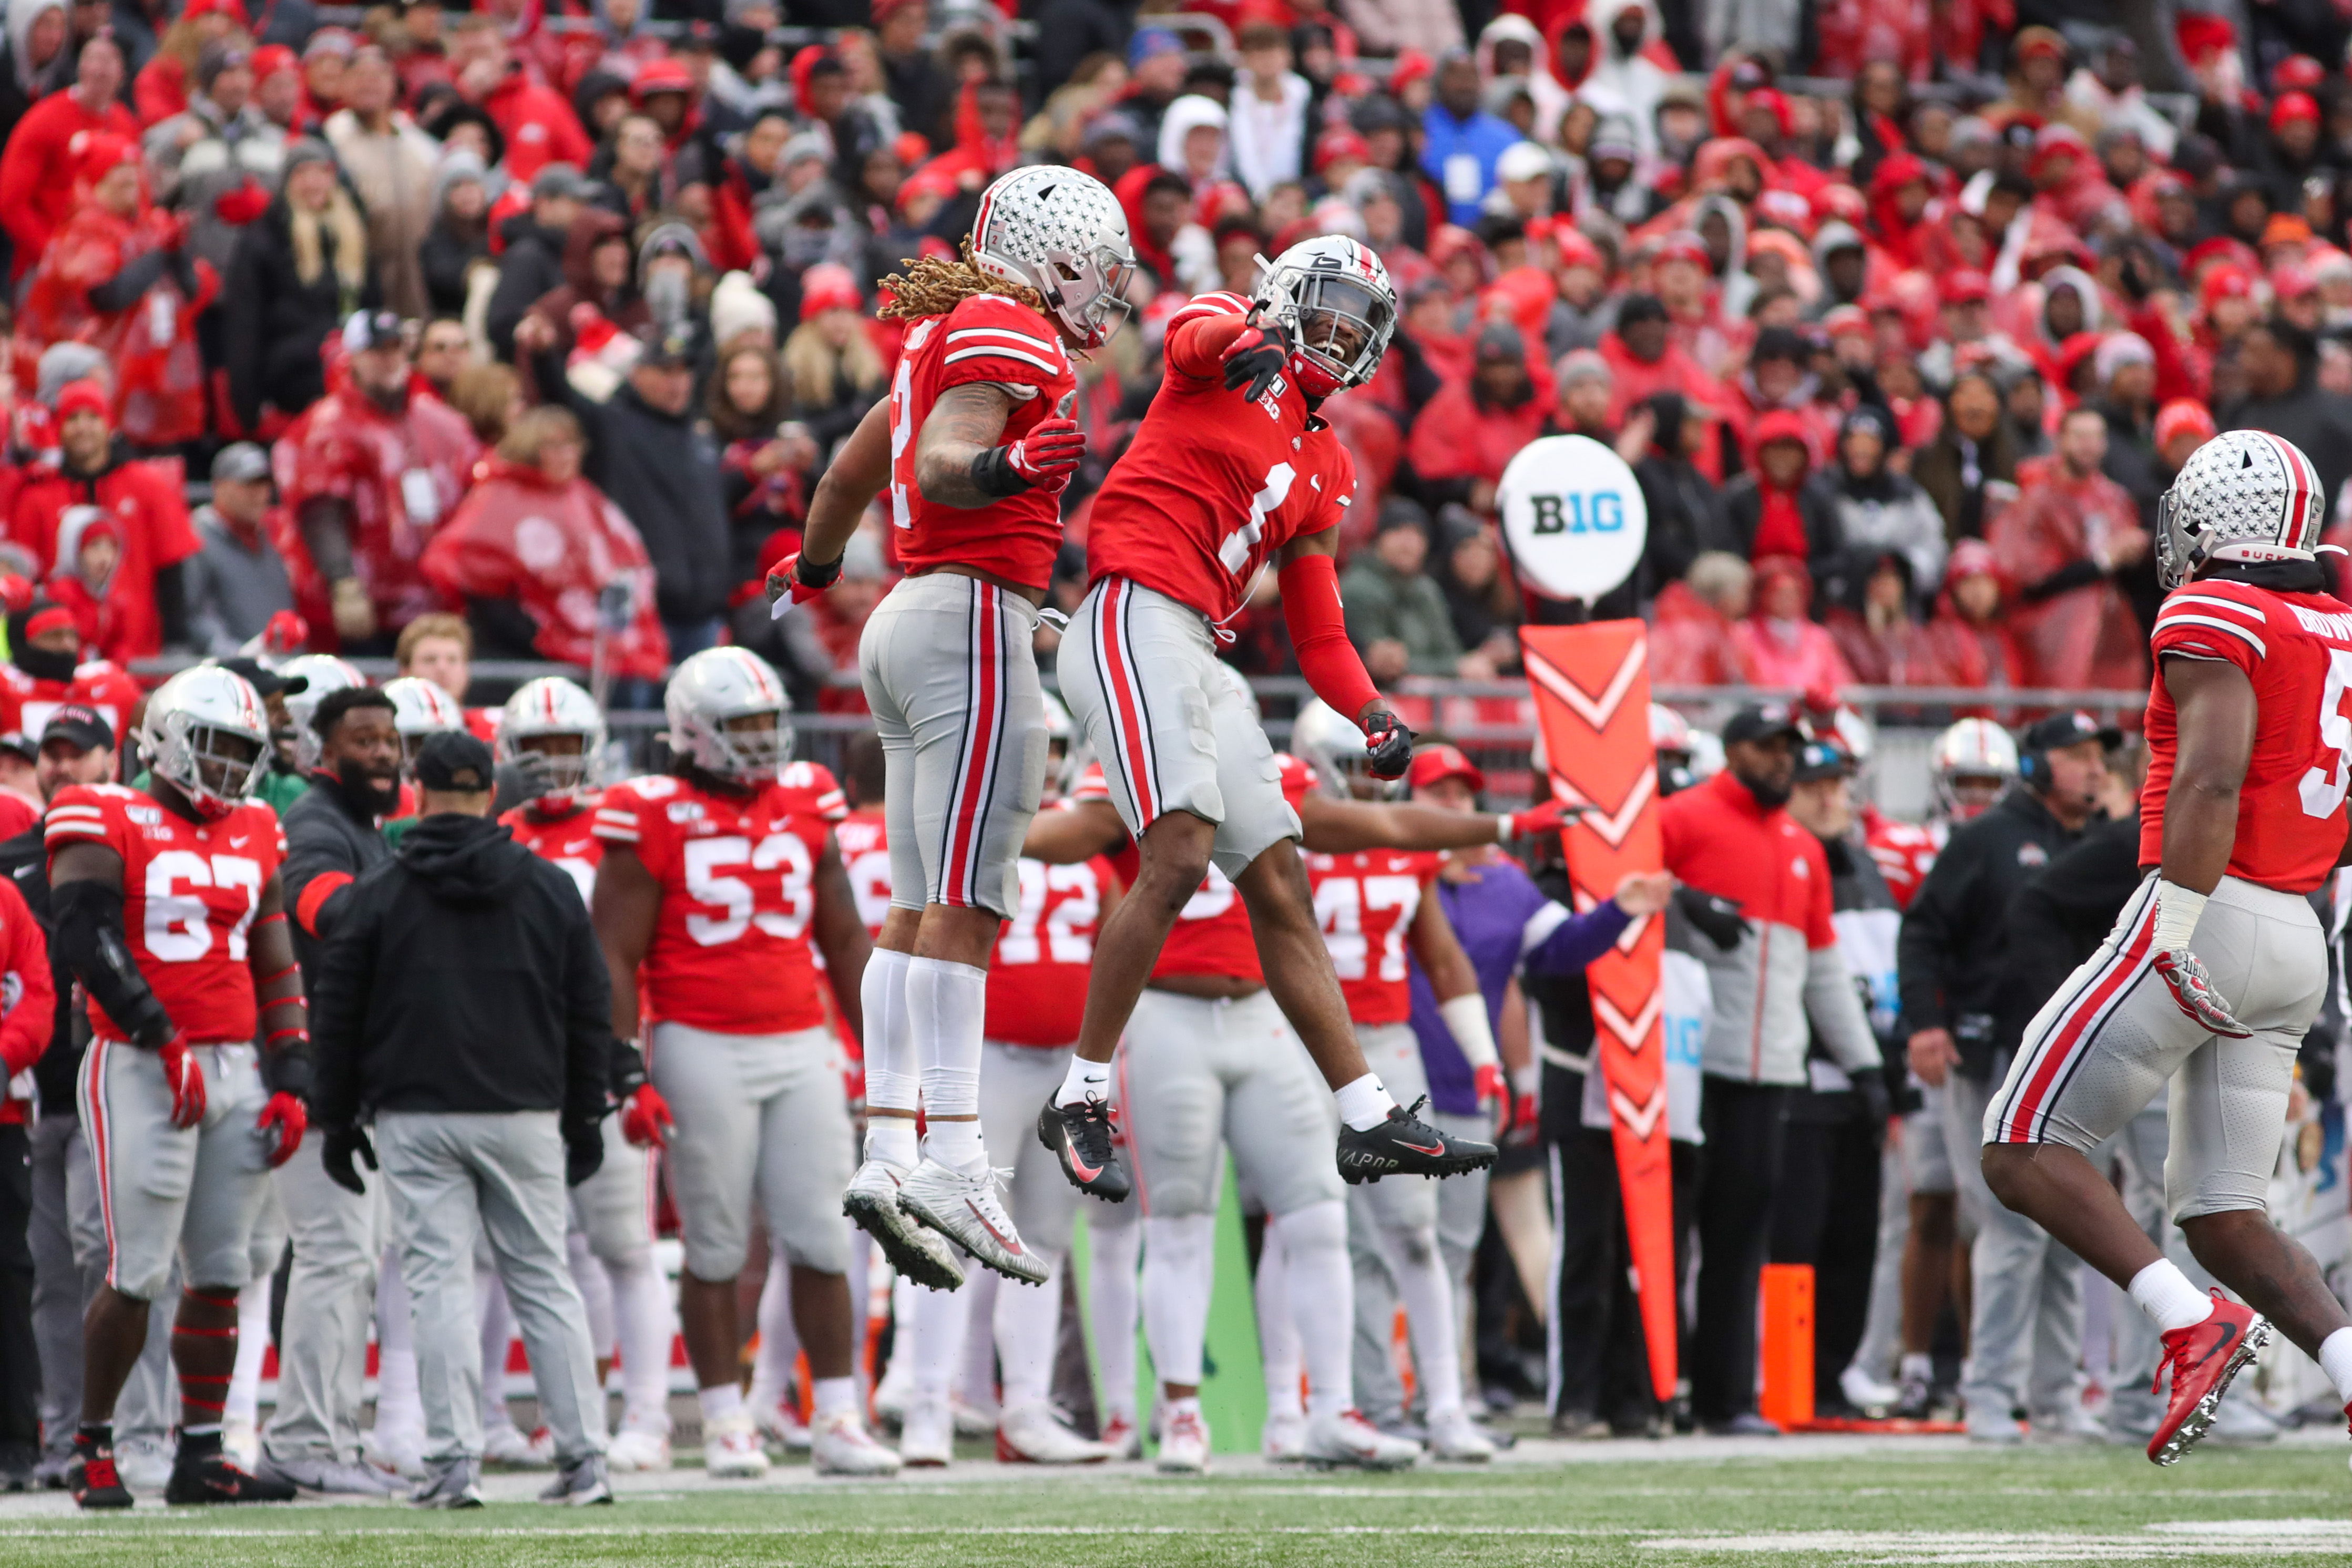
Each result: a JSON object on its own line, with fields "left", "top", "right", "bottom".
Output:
{"left": 1407, "top": 856, "right": 1633, "bottom": 1114}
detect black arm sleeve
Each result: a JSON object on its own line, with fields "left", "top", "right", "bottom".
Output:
{"left": 607, "top": 1034, "right": 647, "bottom": 1101}
{"left": 560, "top": 899, "right": 615, "bottom": 1135}
{"left": 52, "top": 879, "right": 174, "bottom": 1047}
{"left": 297, "top": 495, "right": 356, "bottom": 583}
{"left": 464, "top": 594, "right": 544, "bottom": 661}
{"left": 153, "top": 561, "right": 188, "bottom": 649}
{"left": 2021, "top": 557, "right": 2106, "bottom": 603}
{"left": 85, "top": 250, "right": 172, "bottom": 312}
{"left": 308, "top": 891, "right": 379, "bottom": 1129}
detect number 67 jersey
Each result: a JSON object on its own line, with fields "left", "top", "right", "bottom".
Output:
{"left": 2141, "top": 575, "right": 2352, "bottom": 895}
{"left": 44, "top": 784, "right": 285, "bottom": 1043}
{"left": 592, "top": 773, "right": 829, "bottom": 1034}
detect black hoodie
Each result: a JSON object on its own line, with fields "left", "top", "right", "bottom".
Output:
{"left": 311, "top": 812, "right": 611, "bottom": 1131}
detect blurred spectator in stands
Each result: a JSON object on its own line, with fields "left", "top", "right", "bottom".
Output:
{"left": 1987, "top": 405, "right": 2150, "bottom": 692}
{"left": 1725, "top": 326, "right": 1833, "bottom": 473}
{"left": 8, "top": 381, "right": 197, "bottom": 657}
{"left": 1228, "top": 22, "right": 1311, "bottom": 202}
{"left": 1734, "top": 554, "right": 1853, "bottom": 692}
{"left": 135, "top": 0, "right": 248, "bottom": 129}
{"left": 322, "top": 46, "right": 437, "bottom": 321}
{"left": 1342, "top": 501, "right": 1477, "bottom": 681}
{"left": 516, "top": 209, "right": 645, "bottom": 398}
{"left": 1551, "top": 348, "right": 1615, "bottom": 442}
{"left": 1583, "top": 0, "right": 1668, "bottom": 149}
{"left": 416, "top": 150, "right": 487, "bottom": 320}
{"left": 446, "top": 15, "right": 590, "bottom": 183}
{"left": 1921, "top": 537, "right": 2022, "bottom": 695}
{"left": 0, "top": 0, "right": 71, "bottom": 149}
{"left": 875, "top": 0, "right": 951, "bottom": 152}
{"left": 413, "top": 316, "right": 473, "bottom": 404}
{"left": 2090, "top": 332, "right": 2161, "bottom": 516}
{"left": 709, "top": 341, "right": 812, "bottom": 580}
{"left": 184, "top": 440, "right": 293, "bottom": 655}
{"left": 1407, "top": 319, "right": 1544, "bottom": 515}
{"left": 1113, "top": 29, "right": 1187, "bottom": 157}
{"left": 16, "top": 131, "right": 216, "bottom": 453}
{"left": 1433, "top": 507, "right": 1519, "bottom": 673}
{"left": 1722, "top": 411, "right": 1834, "bottom": 565}
{"left": 1649, "top": 550, "right": 1752, "bottom": 687}
{"left": 1826, "top": 554, "right": 1942, "bottom": 687}
{"left": 395, "top": 610, "right": 472, "bottom": 701}
{"left": 1913, "top": 370, "right": 2016, "bottom": 544}
{"left": 1809, "top": 406, "right": 1946, "bottom": 613}
{"left": 589, "top": 111, "right": 672, "bottom": 227}
{"left": 446, "top": 359, "right": 520, "bottom": 447}
{"left": 1422, "top": 50, "right": 1515, "bottom": 226}
{"left": 223, "top": 138, "right": 380, "bottom": 432}
{"left": 1600, "top": 292, "right": 1710, "bottom": 430}
{"left": 0, "top": 33, "right": 134, "bottom": 283}
{"left": 142, "top": 39, "right": 283, "bottom": 278}
{"left": 422, "top": 405, "right": 669, "bottom": 682}
{"left": 2150, "top": 398, "right": 2215, "bottom": 491}
{"left": 1630, "top": 391, "right": 1733, "bottom": 598}
{"left": 273, "top": 309, "right": 480, "bottom": 651}
{"left": 484, "top": 162, "right": 587, "bottom": 360}
{"left": 783, "top": 263, "right": 885, "bottom": 453}
{"left": 2218, "top": 316, "right": 2352, "bottom": 513}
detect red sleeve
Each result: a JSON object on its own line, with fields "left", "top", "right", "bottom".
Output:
{"left": 142, "top": 467, "right": 201, "bottom": 568}
{"left": 935, "top": 296, "right": 1071, "bottom": 395}
{"left": 1278, "top": 551, "right": 1380, "bottom": 723}
{"left": 0, "top": 878, "right": 50, "bottom": 1077}
{"left": 0, "top": 107, "right": 53, "bottom": 263}
{"left": 1164, "top": 306, "right": 1254, "bottom": 381}
{"left": 1406, "top": 387, "right": 1478, "bottom": 482}
{"left": 2150, "top": 587, "right": 2268, "bottom": 675}
{"left": 1805, "top": 837, "right": 1836, "bottom": 949}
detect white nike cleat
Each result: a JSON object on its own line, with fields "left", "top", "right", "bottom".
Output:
{"left": 1260, "top": 1410, "right": 1307, "bottom": 1462}
{"left": 702, "top": 1412, "right": 772, "bottom": 1479}
{"left": 899, "top": 1399, "right": 953, "bottom": 1468}
{"left": 483, "top": 1420, "right": 553, "bottom": 1469}
{"left": 222, "top": 1417, "right": 259, "bottom": 1471}
{"left": 607, "top": 1421, "right": 673, "bottom": 1473}
{"left": 1427, "top": 1409, "right": 1497, "bottom": 1462}
{"left": 811, "top": 1410, "right": 902, "bottom": 1476}
{"left": 996, "top": 1403, "right": 1111, "bottom": 1464}
{"left": 896, "top": 1158, "right": 1049, "bottom": 1284}
{"left": 953, "top": 1398, "right": 999, "bottom": 1439}
{"left": 1099, "top": 1410, "right": 1142, "bottom": 1461}
{"left": 754, "top": 1395, "right": 811, "bottom": 1452}
{"left": 1840, "top": 1362, "right": 1901, "bottom": 1417}
{"left": 1155, "top": 1406, "right": 1210, "bottom": 1474}
{"left": 364, "top": 1420, "right": 427, "bottom": 1480}
{"left": 1304, "top": 1409, "right": 1419, "bottom": 1470}
{"left": 843, "top": 1156, "right": 967, "bottom": 1292}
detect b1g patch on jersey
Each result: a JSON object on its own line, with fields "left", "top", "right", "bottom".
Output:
{"left": 667, "top": 801, "right": 704, "bottom": 824}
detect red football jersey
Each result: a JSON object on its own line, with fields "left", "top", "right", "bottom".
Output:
{"left": 1304, "top": 847, "right": 1441, "bottom": 1025}
{"left": 502, "top": 795, "right": 604, "bottom": 905}
{"left": 593, "top": 774, "right": 830, "bottom": 1034}
{"left": 0, "top": 659, "right": 142, "bottom": 752}
{"left": 2141, "top": 578, "right": 2352, "bottom": 895}
{"left": 1862, "top": 807, "right": 1938, "bottom": 911}
{"left": 886, "top": 294, "right": 1078, "bottom": 592}
{"left": 834, "top": 809, "right": 893, "bottom": 938}
{"left": 1084, "top": 291, "right": 1358, "bottom": 624}
{"left": 44, "top": 784, "right": 284, "bottom": 1042}
{"left": 985, "top": 855, "right": 1113, "bottom": 1047}
{"left": 778, "top": 761, "right": 847, "bottom": 823}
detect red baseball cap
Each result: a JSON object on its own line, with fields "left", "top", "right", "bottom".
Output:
{"left": 2272, "top": 91, "right": 2321, "bottom": 130}
{"left": 1939, "top": 269, "right": 1991, "bottom": 305}
{"left": 55, "top": 380, "right": 108, "bottom": 426}
{"left": 2153, "top": 398, "right": 2217, "bottom": 450}
{"left": 1407, "top": 744, "right": 1485, "bottom": 794}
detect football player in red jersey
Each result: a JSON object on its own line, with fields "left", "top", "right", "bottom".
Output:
{"left": 589, "top": 649, "right": 901, "bottom": 1480}
{"left": 1042, "top": 235, "right": 1495, "bottom": 1197}
{"left": 768, "top": 166, "right": 1135, "bottom": 1285}
{"left": 47, "top": 667, "right": 308, "bottom": 1509}
{"left": 495, "top": 677, "right": 679, "bottom": 1473}
{"left": 1982, "top": 431, "right": 2352, "bottom": 1469}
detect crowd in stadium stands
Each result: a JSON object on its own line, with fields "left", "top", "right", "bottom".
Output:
{"left": 0, "top": 0, "right": 2346, "bottom": 705}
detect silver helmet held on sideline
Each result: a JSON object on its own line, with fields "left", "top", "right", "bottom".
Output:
{"left": 278, "top": 653, "right": 368, "bottom": 772}
{"left": 1290, "top": 697, "right": 1396, "bottom": 800}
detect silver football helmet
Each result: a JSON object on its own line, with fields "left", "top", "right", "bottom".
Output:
{"left": 279, "top": 654, "right": 369, "bottom": 771}
{"left": 2156, "top": 429, "right": 2325, "bottom": 588}
{"left": 665, "top": 647, "right": 792, "bottom": 784}
{"left": 1291, "top": 698, "right": 1394, "bottom": 800}
{"left": 142, "top": 664, "right": 271, "bottom": 818}
{"left": 971, "top": 165, "right": 1137, "bottom": 350}
{"left": 1930, "top": 717, "right": 2019, "bottom": 822}
{"left": 381, "top": 675, "right": 464, "bottom": 771}
{"left": 1254, "top": 234, "right": 1397, "bottom": 396}
{"left": 498, "top": 676, "right": 607, "bottom": 809}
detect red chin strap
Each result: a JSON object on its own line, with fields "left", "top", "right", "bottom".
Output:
{"left": 1290, "top": 352, "right": 1346, "bottom": 399}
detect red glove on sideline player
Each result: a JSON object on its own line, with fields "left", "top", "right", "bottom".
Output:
{"left": 257, "top": 610, "right": 310, "bottom": 654}
{"left": 1473, "top": 1062, "right": 1507, "bottom": 1110}
{"left": 1497, "top": 798, "right": 1579, "bottom": 844}
{"left": 155, "top": 1034, "right": 205, "bottom": 1130}
{"left": 620, "top": 1083, "right": 676, "bottom": 1149}
{"left": 257, "top": 1092, "right": 307, "bottom": 1167}
{"left": 1003, "top": 417, "right": 1086, "bottom": 494}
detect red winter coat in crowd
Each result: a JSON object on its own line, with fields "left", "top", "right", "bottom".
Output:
{"left": 8, "top": 451, "right": 200, "bottom": 660}
{"left": 1733, "top": 610, "right": 1856, "bottom": 691}
{"left": 272, "top": 365, "right": 483, "bottom": 643}
{"left": 1985, "top": 457, "right": 2149, "bottom": 692}
{"left": 18, "top": 204, "right": 219, "bottom": 450}
{"left": 0, "top": 91, "right": 142, "bottom": 281}
{"left": 1647, "top": 580, "right": 1750, "bottom": 686}
{"left": 1406, "top": 382, "right": 1546, "bottom": 492}
{"left": 478, "top": 64, "right": 593, "bottom": 183}
{"left": 420, "top": 456, "right": 670, "bottom": 681}
{"left": 1826, "top": 607, "right": 1946, "bottom": 686}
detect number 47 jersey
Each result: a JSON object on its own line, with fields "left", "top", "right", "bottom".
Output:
{"left": 44, "top": 785, "right": 285, "bottom": 1043}
{"left": 2141, "top": 576, "right": 2352, "bottom": 896}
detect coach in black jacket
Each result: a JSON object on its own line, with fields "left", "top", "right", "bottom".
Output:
{"left": 310, "top": 732, "right": 613, "bottom": 1505}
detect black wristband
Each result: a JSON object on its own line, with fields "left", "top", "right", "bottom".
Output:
{"left": 797, "top": 552, "right": 843, "bottom": 589}
{"left": 264, "top": 1044, "right": 315, "bottom": 1101}
{"left": 969, "top": 445, "right": 1034, "bottom": 499}
{"left": 608, "top": 1037, "right": 648, "bottom": 1100}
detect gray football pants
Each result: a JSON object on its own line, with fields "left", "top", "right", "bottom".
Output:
{"left": 31, "top": 1113, "right": 170, "bottom": 1452}
{"left": 263, "top": 1135, "right": 384, "bottom": 1464}
{"left": 1946, "top": 1063, "right": 2087, "bottom": 1420}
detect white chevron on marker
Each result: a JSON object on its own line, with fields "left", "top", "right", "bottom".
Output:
{"left": 1592, "top": 991, "right": 1662, "bottom": 1052}
{"left": 1525, "top": 640, "right": 1645, "bottom": 733}
{"left": 1554, "top": 764, "right": 1655, "bottom": 848}
{"left": 1610, "top": 1084, "right": 1668, "bottom": 1141}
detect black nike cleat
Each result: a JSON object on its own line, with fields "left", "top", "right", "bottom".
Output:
{"left": 70, "top": 1438, "right": 132, "bottom": 1511}
{"left": 1336, "top": 1096, "right": 1498, "bottom": 1185}
{"left": 164, "top": 1438, "right": 298, "bottom": 1505}
{"left": 1038, "top": 1094, "right": 1131, "bottom": 1201}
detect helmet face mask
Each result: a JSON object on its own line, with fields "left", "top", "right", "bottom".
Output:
{"left": 664, "top": 647, "right": 793, "bottom": 786}
{"left": 1257, "top": 238, "right": 1396, "bottom": 395}
{"left": 381, "top": 677, "right": 464, "bottom": 775}
{"left": 1930, "top": 717, "right": 2019, "bottom": 821}
{"left": 498, "top": 676, "right": 607, "bottom": 808}
{"left": 143, "top": 667, "right": 272, "bottom": 819}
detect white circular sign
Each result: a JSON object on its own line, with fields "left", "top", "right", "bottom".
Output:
{"left": 1497, "top": 434, "right": 1648, "bottom": 601}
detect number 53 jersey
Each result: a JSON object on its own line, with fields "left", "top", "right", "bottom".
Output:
{"left": 44, "top": 785, "right": 285, "bottom": 1043}
{"left": 594, "top": 774, "right": 830, "bottom": 1035}
{"left": 2141, "top": 576, "right": 2352, "bottom": 895}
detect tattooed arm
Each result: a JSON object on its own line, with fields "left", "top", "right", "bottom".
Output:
{"left": 913, "top": 383, "right": 1018, "bottom": 509}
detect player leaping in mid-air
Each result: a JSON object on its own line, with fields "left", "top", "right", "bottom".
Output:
{"left": 1980, "top": 429, "right": 2352, "bottom": 1471}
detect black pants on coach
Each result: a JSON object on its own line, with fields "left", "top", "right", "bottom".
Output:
{"left": 1691, "top": 1077, "right": 1790, "bottom": 1425}
{"left": 1770, "top": 1100, "right": 1882, "bottom": 1406}
{"left": 0, "top": 1122, "right": 35, "bottom": 1455}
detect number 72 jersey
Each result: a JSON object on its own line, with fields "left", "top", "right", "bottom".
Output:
{"left": 44, "top": 785, "right": 284, "bottom": 1043}
{"left": 2141, "top": 576, "right": 2352, "bottom": 896}
{"left": 592, "top": 774, "right": 828, "bottom": 1035}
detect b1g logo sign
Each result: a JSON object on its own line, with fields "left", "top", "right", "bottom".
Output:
{"left": 1499, "top": 435, "right": 1649, "bottom": 602}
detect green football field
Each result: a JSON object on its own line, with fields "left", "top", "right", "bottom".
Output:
{"left": 1, "top": 1433, "right": 2347, "bottom": 1567}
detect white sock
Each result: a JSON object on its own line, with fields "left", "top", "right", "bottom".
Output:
{"left": 609, "top": 1255, "right": 676, "bottom": 1428}
{"left": 1089, "top": 1212, "right": 1142, "bottom": 1424}
{"left": 1255, "top": 1217, "right": 1302, "bottom": 1419}
{"left": 1333, "top": 1072, "right": 1397, "bottom": 1132}
{"left": 812, "top": 1376, "right": 858, "bottom": 1419}
{"left": 1163, "top": 1392, "right": 1201, "bottom": 1421}
{"left": 1899, "top": 1351, "right": 1931, "bottom": 1384}
{"left": 748, "top": 1241, "right": 799, "bottom": 1415}
{"left": 1141, "top": 1213, "right": 1215, "bottom": 1388}
{"left": 568, "top": 1231, "right": 616, "bottom": 1361}
{"left": 1374, "top": 1216, "right": 1466, "bottom": 1419}
{"left": 995, "top": 1263, "right": 1062, "bottom": 1411}
{"left": 865, "top": 1117, "right": 918, "bottom": 1170}
{"left": 908, "top": 957, "right": 989, "bottom": 1170}
{"left": 2129, "top": 1259, "right": 2216, "bottom": 1333}
{"left": 1277, "top": 1199, "right": 1354, "bottom": 1421}
{"left": 1056, "top": 1054, "right": 1111, "bottom": 1108}
{"left": 907, "top": 1270, "right": 972, "bottom": 1402}
{"left": 698, "top": 1382, "right": 745, "bottom": 1424}
{"left": 2320, "top": 1328, "right": 2352, "bottom": 1404}
{"left": 227, "top": 1276, "right": 271, "bottom": 1427}
{"left": 860, "top": 947, "right": 918, "bottom": 1115}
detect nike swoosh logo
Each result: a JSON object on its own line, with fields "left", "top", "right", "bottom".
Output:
{"left": 1066, "top": 1142, "right": 1102, "bottom": 1181}
{"left": 1397, "top": 1141, "right": 1445, "bottom": 1157}
{"left": 964, "top": 1198, "right": 1026, "bottom": 1254}
{"left": 230, "top": 836, "right": 249, "bottom": 846}
{"left": 2192, "top": 1318, "right": 2241, "bottom": 1370}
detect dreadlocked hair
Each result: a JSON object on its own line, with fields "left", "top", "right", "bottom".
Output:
{"left": 877, "top": 238, "right": 1047, "bottom": 321}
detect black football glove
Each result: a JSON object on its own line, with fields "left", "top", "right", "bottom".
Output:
{"left": 1673, "top": 885, "right": 1749, "bottom": 951}
{"left": 565, "top": 1126, "right": 604, "bottom": 1187}
{"left": 1221, "top": 309, "right": 1294, "bottom": 403}
{"left": 1362, "top": 710, "right": 1415, "bottom": 780}
{"left": 1855, "top": 1068, "right": 1893, "bottom": 1140}
{"left": 322, "top": 1126, "right": 376, "bottom": 1195}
